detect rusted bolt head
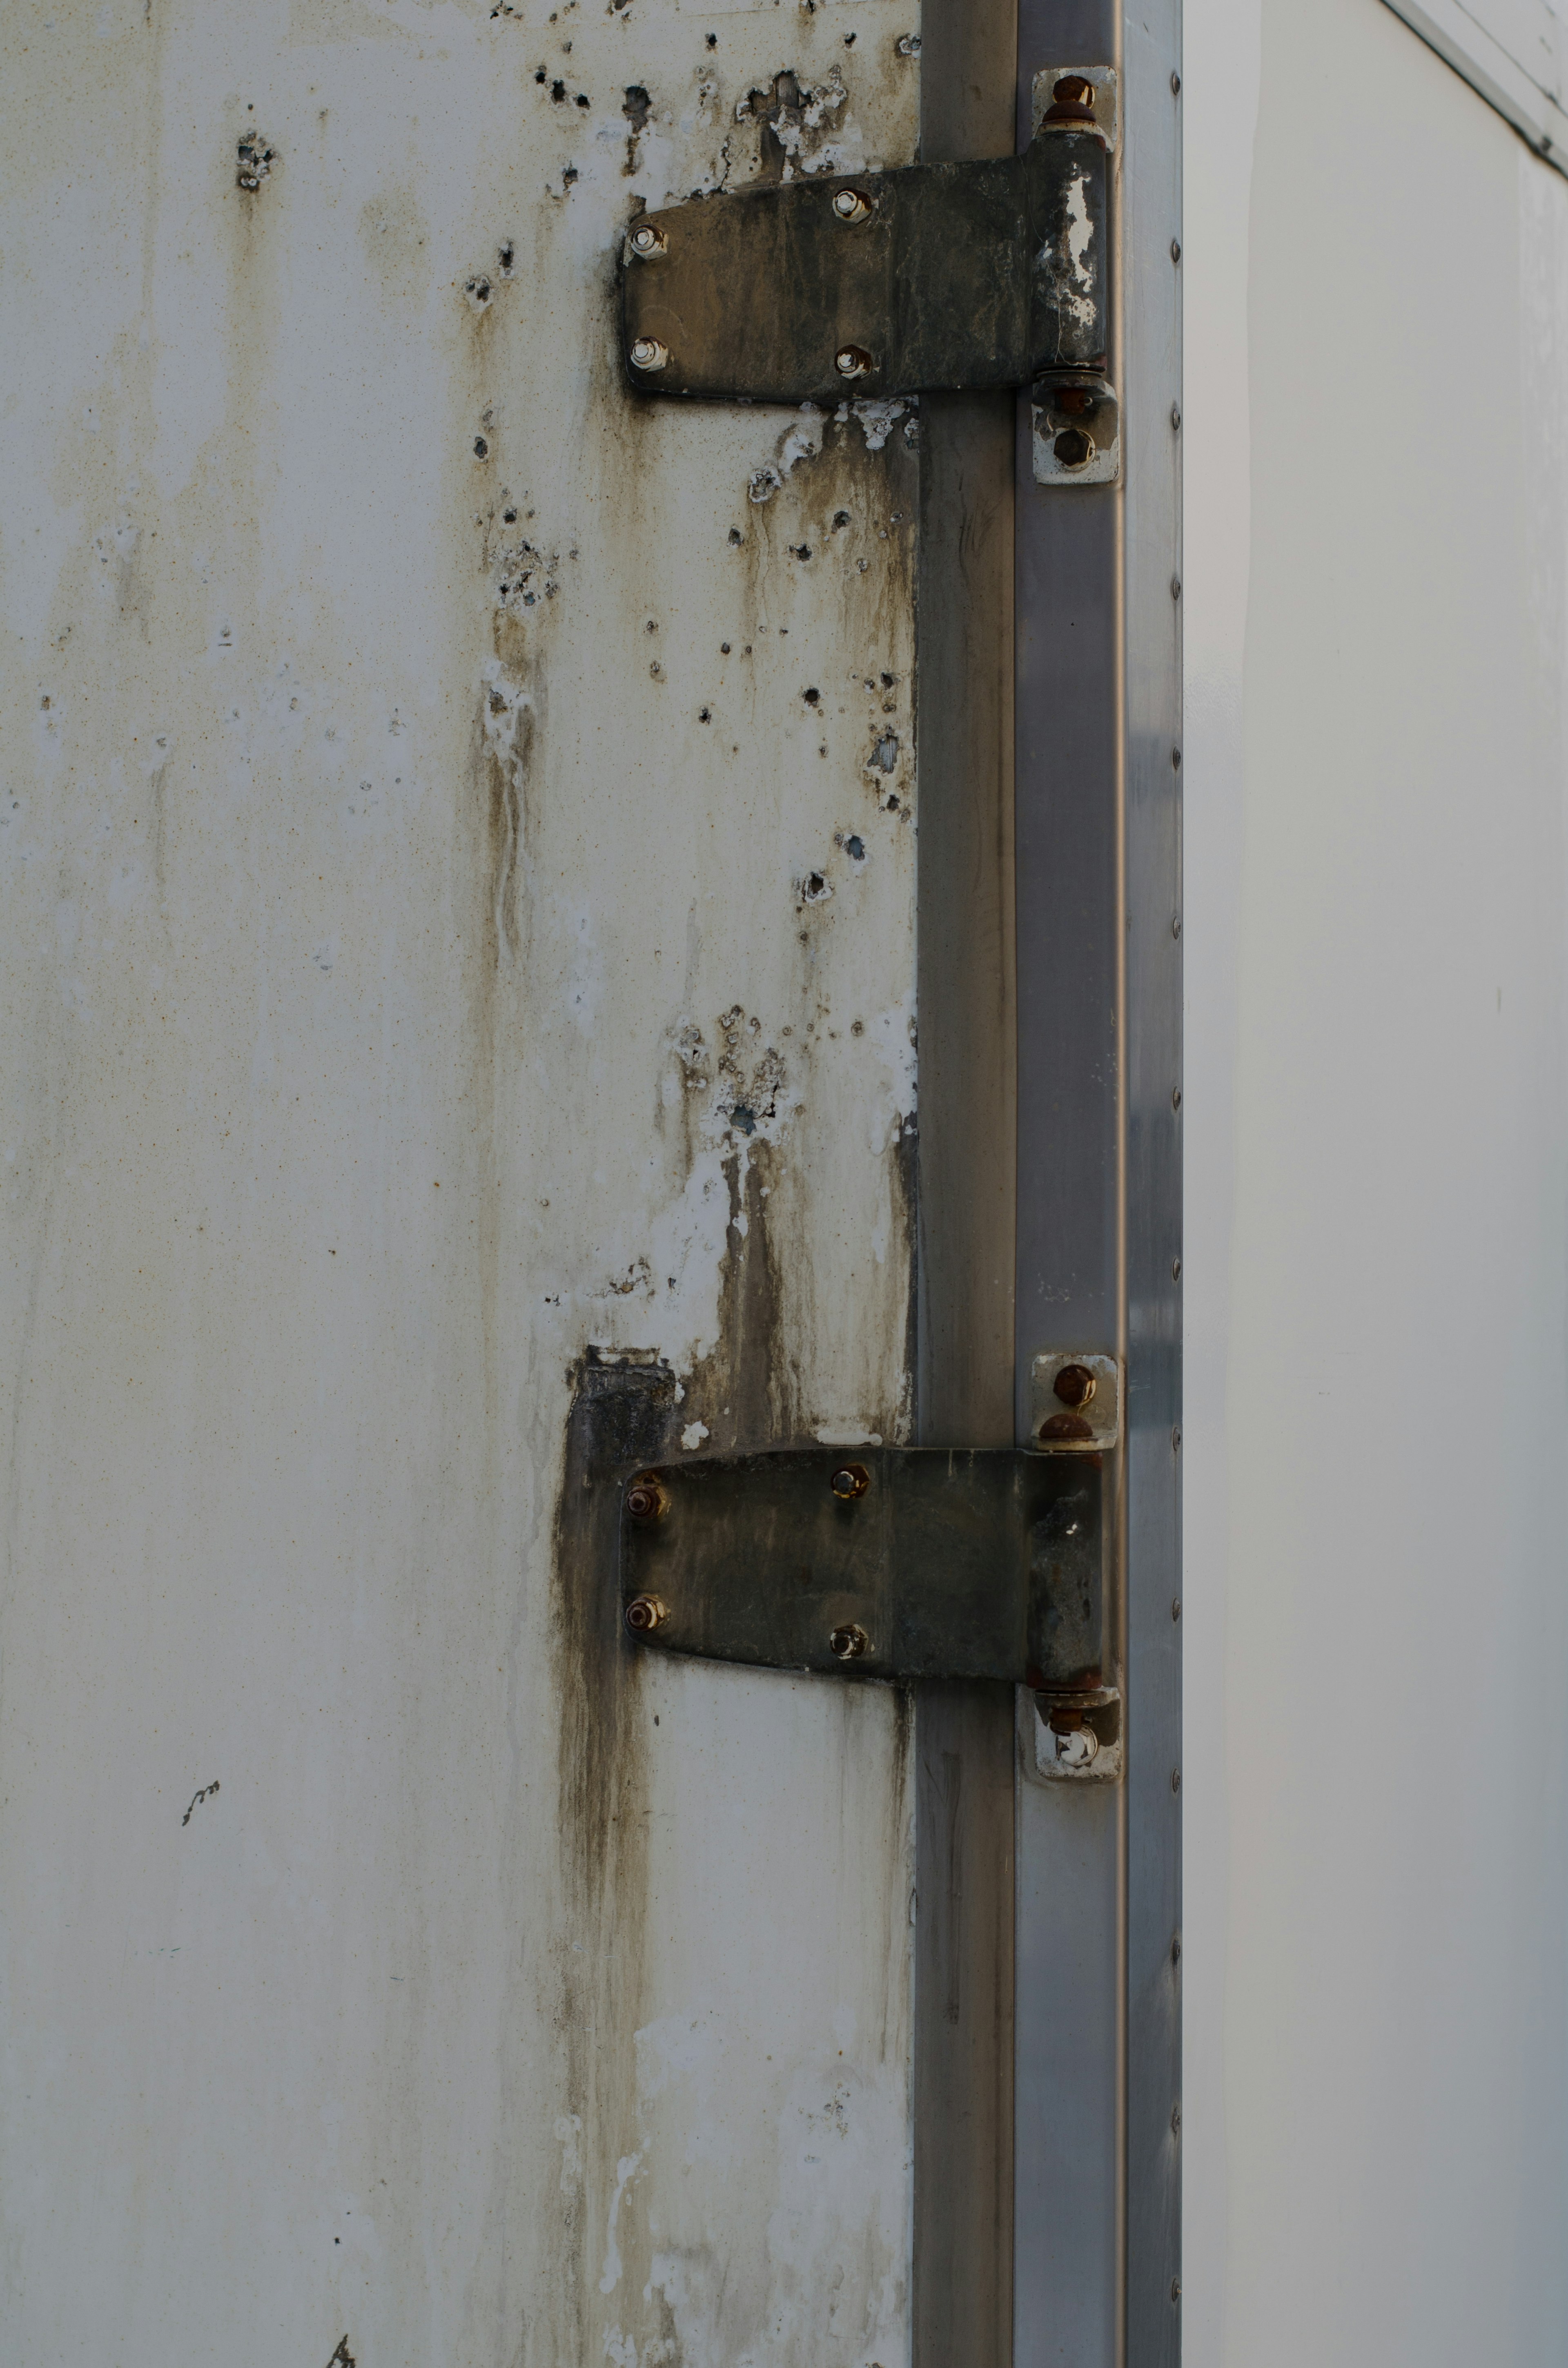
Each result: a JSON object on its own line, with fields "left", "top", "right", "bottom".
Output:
{"left": 830, "top": 1462, "right": 870, "bottom": 1500}
{"left": 625, "top": 1593, "right": 668, "bottom": 1635}
{"left": 1053, "top": 426, "right": 1095, "bottom": 470}
{"left": 831, "top": 187, "right": 873, "bottom": 225}
{"left": 835, "top": 344, "right": 873, "bottom": 379}
{"left": 1038, "top": 1411, "right": 1094, "bottom": 1444}
{"left": 629, "top": 221, "right": 666, "bottom": 257}
{"left": 829, "top": 1622, "right": 869, "bottom": 1661}
{"left": 625, "top": 1472, "right": 668, "bottom": 1521}
{"left": 629, "top": 335, "right": 669, "bottom": 372}
{"left": 1054, "top": 74, "right": 1095, "bottom": 107}
{"left": 1053, "top": 1363, "right": 1098, "bottom": 1409}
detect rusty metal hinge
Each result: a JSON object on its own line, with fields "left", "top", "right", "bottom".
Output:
{"left": 620, "top": 68, "right": 1120, "bottom": 485}
{"left": 619, "top": 1356, "right": 1121, "bottom": 1766}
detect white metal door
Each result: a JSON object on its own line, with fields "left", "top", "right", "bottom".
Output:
{"left": 0, "top": 8, "right": 926, "bottom": 2360}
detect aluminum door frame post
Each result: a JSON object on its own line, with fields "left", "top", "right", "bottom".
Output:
{"left": 1012, "top": 3, "right": 1183, "bottom": 2365}
{"left": 911, "top": 0, "right": 1182, "bottom": 2359}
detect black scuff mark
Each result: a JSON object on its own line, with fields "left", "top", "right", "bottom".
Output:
{"left": 181, "top": 1779, "right": 220, "bottom": 1827}
{"left": 236, "top": 133, "right": 275, "bottom": 192}
{"left": 623, "top": 84, "right": 652, "bottom": 172}
{"left": 550, "top": 1352, "right": 681, "bottom": 2361}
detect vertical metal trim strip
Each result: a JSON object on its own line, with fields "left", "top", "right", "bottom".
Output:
{"left": 1012, "top": 4, "right": 1122, "bottom": 2364}
{"left": 1011, "top": 2, "right": 1181, "bottom": 2364}
{"left": 1120, "top": 7, "right": 1183, "bottom": 2360}
{"left": 913, "top": 5, "right": 1020, "bottom": 2364}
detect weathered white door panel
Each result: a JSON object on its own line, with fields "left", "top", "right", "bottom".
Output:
{"left": 0, "top": 5, "right": 924, "bottom": 2361}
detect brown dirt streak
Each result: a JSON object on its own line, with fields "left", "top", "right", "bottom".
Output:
{"left": 549, "top": 1353, "right": 682, "bottom": 2360}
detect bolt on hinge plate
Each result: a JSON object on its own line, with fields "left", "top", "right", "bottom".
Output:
{"left": 620, "top": 1444, "right": 1110, "bottom": 1689}
{"left": 1031, "top": 1351, "right": 1121, "bottom": 1450}
{"left": 619, "top": 71, "right": 1113, "bottom": 409}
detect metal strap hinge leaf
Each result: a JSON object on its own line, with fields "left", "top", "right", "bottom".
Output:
{"left": 619, "top": 67, "right": 1117, "bottom": 439}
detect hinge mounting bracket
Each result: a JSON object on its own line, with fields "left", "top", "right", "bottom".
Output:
{"left": 619, "top": 1355, "right": 1120, "bottom": 1727}
{"left": 620, "top": 68, "right": 1117, "bottom": 480}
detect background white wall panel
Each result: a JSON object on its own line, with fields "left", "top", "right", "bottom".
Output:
{"left": 1186, "top": 0, "right": 1568, "bottom": 2359}
{"left": 1383, "top": 0, "right": 1568, "bottom": 165}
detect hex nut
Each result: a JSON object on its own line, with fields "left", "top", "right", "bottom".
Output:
{"left": 625, "top": 1472, "right": 668, "bottom": 1521}
{"left": 835, "top": 344, "right": 873, "bottom": 379}
{"left": 629, "top": 221, "right": 666, "bottom": 256}
{"left": 829, "top": 1622, "right": 869, "bottom": 1661}
{"left": 831, "top": 188, "right": 873, "bottom": 225}
{"left": 830, "top": 1462, "right": 870, "bottom": 1500}
{"left": 1053, "top": 427, "right": 1095, "bottom": 469}
{"left": 1053, "top": 1362, "right": 1098, "bottom": 1408}
{"left": 630, "top": 336, "right": 669, "bottom": 372}
{"left": 625, "top": 1594, "right": 668, "bottom": 1635}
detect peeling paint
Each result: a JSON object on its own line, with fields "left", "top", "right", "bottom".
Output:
{"left": 1039, "top": 164, "right": 1100, "bottom": 337}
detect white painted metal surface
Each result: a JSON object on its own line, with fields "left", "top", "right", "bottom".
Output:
{"left": 0, "top": 5, "right": 927, "bottom": 2361}
{"left": 1187, "top": 0, "right": 1568, "bottom": 2358}
{"left": 1383, "top": 0, "right": 1568, "bottom": 166}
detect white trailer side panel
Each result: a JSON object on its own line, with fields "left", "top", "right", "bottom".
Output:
{"left": 1187, "top": 0, "right": 1568, "bottom": 2358}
